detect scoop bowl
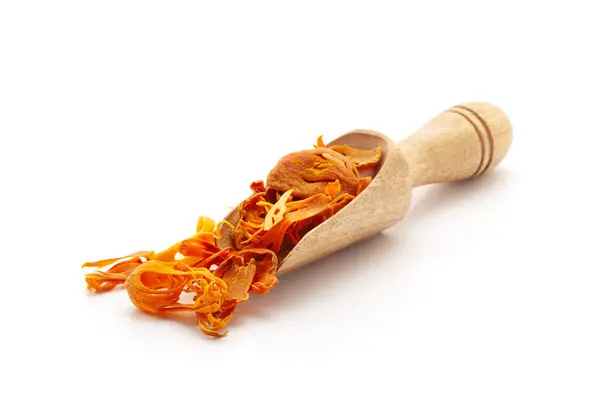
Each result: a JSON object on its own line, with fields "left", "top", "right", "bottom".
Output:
{"left": 218, "top": 102, "right": 513, "bottom": 274}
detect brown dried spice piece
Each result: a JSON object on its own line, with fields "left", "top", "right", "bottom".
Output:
{"left": 250, "top": 180, "right": 266, "bottom": 193}
{"left": 213, "top": 256, "right": 256, "bottom": 302}
{"left": 266, "top": 147, "right": 362, "bottom": 198}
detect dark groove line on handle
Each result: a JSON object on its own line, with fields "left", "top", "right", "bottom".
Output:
{"left": 455, "top": 105, "right": 495, "bottom": 176}
{"left": 446, "top": 109, "right": 487, "bottom": 178}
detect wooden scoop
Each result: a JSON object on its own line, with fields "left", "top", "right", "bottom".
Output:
{"left": 218, "top": 102, "right": 513, "bottom": 274}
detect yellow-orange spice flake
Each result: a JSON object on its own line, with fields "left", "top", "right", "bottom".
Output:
{"left": 314, "top": 135, "right": 382, "bottom": 170}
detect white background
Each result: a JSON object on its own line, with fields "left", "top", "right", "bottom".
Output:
{"left": 1, "top": 1, "right": 599, "bottom": 399}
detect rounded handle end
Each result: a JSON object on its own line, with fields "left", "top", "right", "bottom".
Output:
{"left": 401, "top": 102, "right": 513, "bottom": 187}
{"left": 447, "top": 102, "right": 513, "bottom": 178}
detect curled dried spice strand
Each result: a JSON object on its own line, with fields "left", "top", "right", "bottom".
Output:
{"left": 124, "top": 260, "right": 232, "bottom": 337}
{"left": 315, "top": 134, "right": 382, "bottom": 170}
{"left": 82, "top": 251, "right": 154, "bottom": 293}
{"left": 249, "top": 194, "right": 332, "bottom": 253}
{"left": 123, "top": 248, "right": 279, "bottom": 337}
{"left": 83, "top": 136, "right": 381, "bottom": 337}
{"left": 81, "top": 217, "right": 222, "bottom": 293}
{"left": 232, "top": 192, "right": 271, "bottom": 249}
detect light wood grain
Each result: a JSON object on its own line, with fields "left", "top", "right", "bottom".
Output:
{"left": 401, "top": 103, "right": 512, "bottom": 187}
{"left": 218, "top": 102, "right": 513, "bottom": 275}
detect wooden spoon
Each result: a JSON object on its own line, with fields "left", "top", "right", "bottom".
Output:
{"left": 218, "top": 102, "right": 512, "bottom": 274}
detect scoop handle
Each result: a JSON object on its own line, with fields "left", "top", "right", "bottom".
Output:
{"left": 398, "top": 102, "right": 513, "bottom": 187}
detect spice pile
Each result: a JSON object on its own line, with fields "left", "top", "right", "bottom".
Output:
{"left": 83, "top": 136, "right": 381, "bottom": 337}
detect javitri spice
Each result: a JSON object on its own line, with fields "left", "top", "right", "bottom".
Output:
{"left": 82, "top": 136, "right": 381, "bottom": 337}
